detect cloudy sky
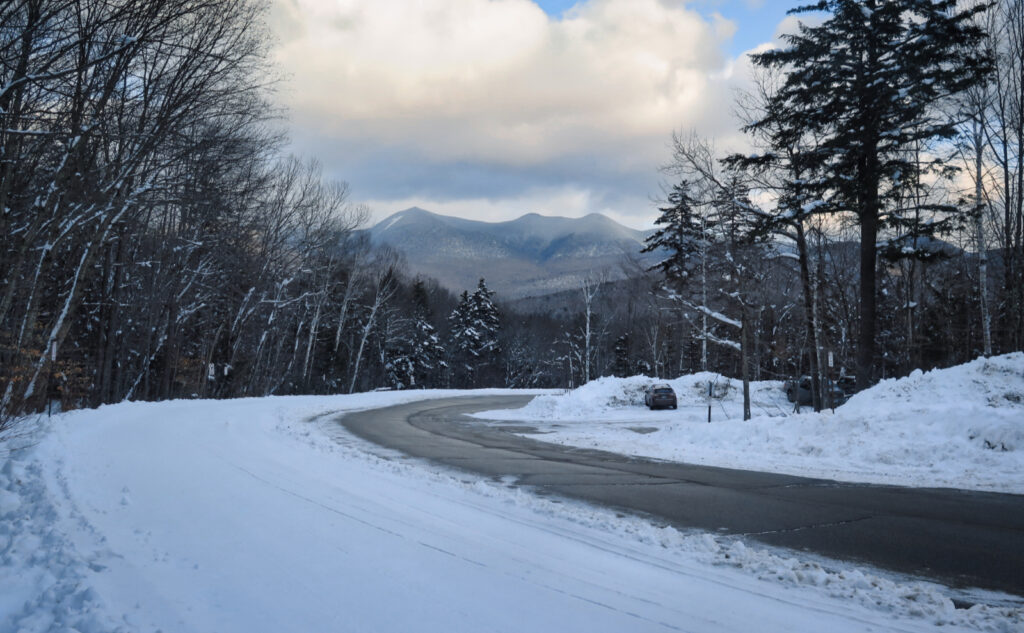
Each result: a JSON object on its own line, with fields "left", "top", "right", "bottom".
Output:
{"left": 269, "top": 0, "right": 797, "bottom": 229}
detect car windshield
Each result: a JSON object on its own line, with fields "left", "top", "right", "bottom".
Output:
{"left": 655, "top": 388, "right": 673, "bottom": 394}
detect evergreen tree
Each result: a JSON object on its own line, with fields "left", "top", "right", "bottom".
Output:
{"left": 408, "top": 279, "right": 446, "bottom": 388}
{"left": 446, "top": 279, "right": 501, "bottom": 387}
{"left": 641, "top": 181, "right": 706, "bottom": 285}
{"left": 747, "top": 0, "right": 991, "bottom": 389}
{"left": 382, "top": 280, "right": 448, "bottom": 391}
{"left": 468, "top": 278, "right": 501, "bottom": 383}
{"left": 643, "top": 177, "right": 720, "bottom": 372}
{"left": 447, "top": 290, "right": 478, "bottom": 387}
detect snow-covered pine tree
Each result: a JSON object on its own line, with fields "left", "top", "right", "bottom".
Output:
{"left": 641, "top": 180, "right": 705, "bottom": 285}
{"left": 747, "top": 0, "right": 991, "bottom": 389}
{"left": 644, "top": 175, "right": 725, "bottom": 371}
{"left": 468, "top": 278, "right": 501, "bottom": 384}
{"left": 445, "top": 279, "right": 502, "bottom": 387}
{"left": 642, "top": 180, "right": 716, "bottom": 372}
{"left": 447, "top": 290, "right": 478, "bottom": 387}
{"left": 408, "top": 279, "right": 446, "bottom": 388}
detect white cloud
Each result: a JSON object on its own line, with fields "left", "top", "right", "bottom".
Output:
{"left": 269, "top": 0, "right": 773, "bottom": 224}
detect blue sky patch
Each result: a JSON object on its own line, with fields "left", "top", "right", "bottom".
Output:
{"left": 533, "top": 0, "right": 792, "bottom": 57}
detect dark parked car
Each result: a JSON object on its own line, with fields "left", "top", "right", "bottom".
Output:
{"left": 644, "top": 383, "right": 677, "bottom": 410}
{"left": 784, "top": 376, "right": 847, "bottom": 407}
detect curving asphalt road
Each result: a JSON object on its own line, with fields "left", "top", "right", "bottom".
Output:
{"left": 339, "top": 395, "right": 1024, "bottom": 597}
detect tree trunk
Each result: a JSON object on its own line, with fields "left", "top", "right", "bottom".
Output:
{"left": 795, "top": 221, "right": 822, "bottom": 410}
{"left": 974, "top": 118, "right": 993, "bottom": 357}
{"left": 857, "top": 149, "right": 880, "bottom": 391}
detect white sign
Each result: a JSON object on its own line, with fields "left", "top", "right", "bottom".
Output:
{"left": 828, "top": 352, "right": 834, "bottom": 368}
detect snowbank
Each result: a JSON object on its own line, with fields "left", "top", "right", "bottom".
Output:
{"left": 840, "top": 354, "right": 1024, "bottom": 454}
{"left": 477, "top": 354, "right": 1024, "bottom": 493}
{"left": 1, "top": 389, "right": 1020, "bottom": 632}
{"left": 511, "top": 371, "right": 790, "bottom": 421}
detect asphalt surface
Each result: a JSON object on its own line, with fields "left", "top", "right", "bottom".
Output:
{"left": 338, "top": 395, "right": 1024, "bottom": 597}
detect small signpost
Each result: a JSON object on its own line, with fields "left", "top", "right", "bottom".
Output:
{"left": 827, "top": 351, "right": 835, "bottom": 412}
{"left": 48, "top": 341, "right": 57, "bottom": 418}
{"left": 707, "top": 379, "right": 713, "bottom": 423}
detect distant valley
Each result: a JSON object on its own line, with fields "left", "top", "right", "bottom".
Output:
{"left": 367, "top": 207, "right": 658, "bottom": 299}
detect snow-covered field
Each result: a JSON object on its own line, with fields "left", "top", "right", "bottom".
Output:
{"left": 1, "top": 381, "right": 1022, "bottom": 632}
{"left": 477, "top": 353, "right": 1024, "bottom": 493}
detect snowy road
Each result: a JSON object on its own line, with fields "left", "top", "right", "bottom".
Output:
{"left": 4, "top": 392, "right": 1021, "bottom": 632}
{"left": 340, "top": 396, "right": 1024, "bottom": 597}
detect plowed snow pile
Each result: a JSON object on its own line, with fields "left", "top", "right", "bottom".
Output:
{"left": 477, "top": 354, "right": 1024, "bottom": 493}
{"left": 505, "top": 372, "right": 791, "bottom": 420}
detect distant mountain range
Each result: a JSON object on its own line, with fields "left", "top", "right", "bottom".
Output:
{"left": 367, "top": 207, "right": 658, "bottom": 299}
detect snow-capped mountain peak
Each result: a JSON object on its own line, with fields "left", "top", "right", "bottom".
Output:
{"left": 367, "top": 208, "right": 655, "bottom": 298}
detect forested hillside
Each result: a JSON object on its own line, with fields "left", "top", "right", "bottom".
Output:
{"left": 0, "top": 0, "right": 369, "bottom": 425}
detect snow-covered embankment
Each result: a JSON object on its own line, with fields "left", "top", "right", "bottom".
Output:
{"left": 477, "top": 354, "right": 1024, "bottom": 493}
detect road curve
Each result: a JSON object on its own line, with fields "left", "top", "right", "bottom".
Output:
{"left": 339, "top": 395, "right": 1024, "bottom": 596}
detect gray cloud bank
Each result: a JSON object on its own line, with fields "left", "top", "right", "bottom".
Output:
{"left": 270, "top": 0, "right": 780, "bottom": 228}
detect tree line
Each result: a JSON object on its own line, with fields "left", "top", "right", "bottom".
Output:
{"left": 0, "top": 0, "right": 372, "bottom": 429}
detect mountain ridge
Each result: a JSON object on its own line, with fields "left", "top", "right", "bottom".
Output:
{"left": 367, "top": 207, "right": 657, "bottom": 299}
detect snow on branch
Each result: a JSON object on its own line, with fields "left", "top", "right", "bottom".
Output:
{"left": 700, "top": 331, "right": 741, "bottom": 351}
{"left": 693, "top": 304, "right": 741, "bottom": 329}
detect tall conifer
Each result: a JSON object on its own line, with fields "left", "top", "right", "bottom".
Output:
{"left": 748, "top": 0, "right": 991, "bottom": 388}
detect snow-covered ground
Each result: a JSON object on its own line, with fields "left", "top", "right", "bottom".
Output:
{"left": 477, "top": 353, "right": 1024, "bottom": 493}
{"left": 1, "top": 385, "right": 1022, "bottom": 632}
